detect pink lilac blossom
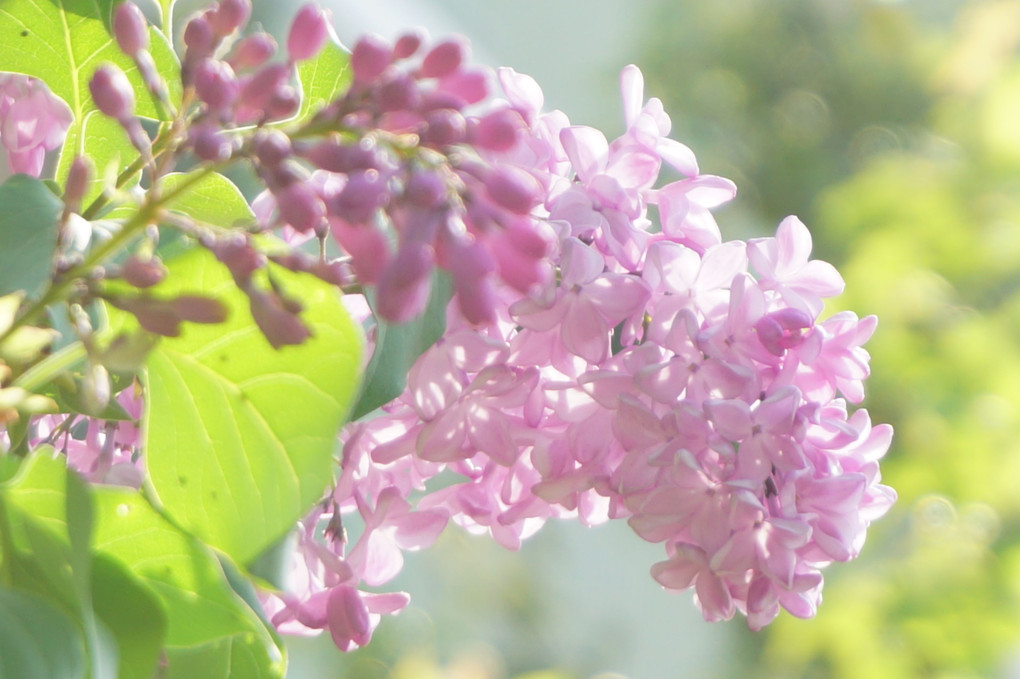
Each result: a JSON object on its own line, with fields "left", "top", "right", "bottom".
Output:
{"left": 257, "top": 60, "right": 894, "bottom": 649}
{"left": 0, "top": 73, "right": 72, "bottom": 177}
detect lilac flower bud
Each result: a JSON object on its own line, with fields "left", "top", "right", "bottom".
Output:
{"left": 183, "top": 14, "right": 216, "bottom": 62}
{"left": 755, "top": 308, "right": 814, "bottom": 357}
{"left": 253, "top": 130, "right": 292, "bottom": 166}
{"left": 190, "top": 124, "right": 233, "bottom": 162}
{"left": 64, "top": 156, "right": 90, "bottom": 214}
{"left": 81, "top": 362, "right": 111, "bottom": 416}
{"left": 329, "top": 218, "right": 390, "bottom": 284}
{"left": 239, "top": 62, "right": 291, "bottom": 112}
{"left": 350, "top": 34, "right": 392, "bottom": 84}
{"left": 275, "top": 182, "right": 325, "bottom": 233}
{"left": 484, "top": 165, "right": 540, "bottom": 215}
{"left": 110, "top": 297, "right": 181, "bottom": 337}
{"left": 403, "top": 170, "right": 446, "bottom": 209}
{"left": 445, "top": 239, "right": 496, "bottom": 325}
{"left": 421, "top": 108, "right": 466, "bottom": 146}
{"left": 113, "top": 2, "right": 149, "bottom": 56}
{"left": 420, "top": 38, "right": 466, "bottom": 79}
{"left": 229, "top": 33, "right": 277, "bottom": 71}
{"left": 287, "top": 3, "right": 330, "bottom": 62}
{"left": 266, "top": 86, "right": 300, "bottom": 120}
{"left": 212, "top": 237, "right": 264, "bottom": 286}
{"left": 193, "top": 58, "right": 239, "bottom": 110}
{"left": 121, "top": 254, "right": 166, "bottom": 288}
{"left": 393, "top": 31, "right": 423, "bottom": 59}
{"left": 248, "top": 289, "right": 310, "bottom": 348}
{"left": 209, "top": 0, "right": 251, "bottom": 37}
{"left": 331, "top": 170, "right": 389, "bottom": 224}
{"left": 438, "top": 69, "right": 488, "bottom": 106}
{"left": 471, "top": 108, "right": 524, "bottom": 152}
{"left": 89, "top": 64, "right": 135, "bottom": 120}
{"left": 375, "top": 241, "right": 434, "bottom": 322}
{"left": 326, "top": 587, "right": 372, "bottom": 651}
{"left": 376, "top": 75, "right": 419, "bottom": 112}
{"left": 170, "top": 295, "right": 229, "bottom": 324}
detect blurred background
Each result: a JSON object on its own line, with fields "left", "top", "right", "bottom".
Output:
{"left": 190, "top": 0, "right": 1020, "bottom": 676}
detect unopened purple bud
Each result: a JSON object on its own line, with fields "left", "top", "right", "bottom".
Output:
{"left": 229, "top": 32, "right": 277, "bottom": 71}
{"left": 375, "top": 242, "right": 434, "bottom": 322}
{"left": 300, "top": 140, "right": 379, "bottom": 173}
{"left": 438, "top": 69, "right": 488, "bottom": 106}
{"left": 755, "top": 308, "right": 813, "bottom": 356}
{"left": 89, "top": 64, "right": 135, "bottom": 120}
{"left": 64, "top": 156, "right": 91, "bottom": 214}
{"left": 471, "top": 107, "right": 524, "bottom": 152}
{"left": 183, "top": 14, "right": 216, "bottom": 61}
{"left": 110, "top": 297, "right": 181, "bottom": 337}
{"left": 113, "top": 2, "right": 149, "bottom": 56}
{"left": 212, "top": 237, "right": 264, "bottom": 286}
{"left": 190, "top": 124, "right": 233, "bottom": 162}
{"left": 253, "top": 130, "right": 292, "bottom": 166}
{"left": 275, "top": 182, "right": 325, "bottom": 233}
{"left": 194, "top": 58, "right": 239, "bottom": 110}
{"left": 239, "top": 62, "right": 291, "bottom": 112}
{"left": 420, "top": 38, "right": 466, "bottom": 79}
{"left": 393, "top": 31, "right": 423, "bottom": 59}
{"left": 421, "top": 108, "right": 466, "bottom": 146}
{"left": 209, "top": 0, "right": 251, "bottom": 37}
{"left": 266, "top": 86, "right": 300, "bottom": 120}
{"left": 331, "top": 170, "right": 389, "bottom": 224}
{"left": 350, "top": 34, "right": 392, "bottom": 84}
{"left": 170, "top": 295, "right": 229, "bottom": 324}
{"left": 403, "top": 170, "right": 446, "bottom": 209}
{"left": 485, "top": 165, "right": 540, "bottom": 215}
{"left": 287, "top": 3, "right": 330, "bottom": 62}
{"left": 248, "top": 289, "right": 310, "bottom": 348}
{"left": 122, "top": 255, "right": 167, "bottom": 288}
{"left": 329, "top": 218, "right": 391, "bottom": 284}
{"left": 376, "top": 75, "right": 419, "bottom": 113}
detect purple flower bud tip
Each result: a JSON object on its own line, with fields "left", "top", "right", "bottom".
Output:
{"left": 183, "top": 14, "right": 216, "bottom": 60}
{"left": 229, "top": 33, "right": 277, "bottom": 71}
{"left": 287, "top": 3, "right": 331, "bottom": 62}
{"left": 375, "top": 243, "right": 434, "bottom": 322}
{"left": 420, "top": 38, "right": 466, "bottom": 79}
{"left": 249, "top": 290, "right": 311, "bottom": 348}
{"left": 472, "top": 108, "right": 524, "bottom": 152}
{"left": 190, "top": 125, "right": 233, "bottom": 162}
{"left": 113, "top": 2, "right": 149, "bottom": 56}
{"left": 210, "top": 0, "right": 251, "bottom": 37}
{"left": 275, "top": 182, "right": 326, "bottom": 233}
{"left": 421, "top": 108, "right": 466, "bottom": 146}
{"left": 393, "top": 31, "right": 424, "bottom": 59}
{"left": 253, "top": 130, "right": 292, "bottom": 166}
{"left": 404, "top": 170, "right": 446, "bottom": 209}
{"left": 89, "top": 64, "right": 135, "bottom": 120}
{"left": 350, "top": 34, "right": 392, "bottom": 84}
{"left": 64, "top": 156, "right": 90, "bottom": 211}
{"left": 239, "top": 62, "right": 291, "bottom": 112}
{"left": 122, "top": 255, "right": 167, "bottom": 288}
{"left": 194, "top": 58, "right": 239, "bottom": 110}
{"left": 485, "top": 166, "right": 540, "bottom": 215}
{"left": 170, "top": 295, "right": 229, "bottom": 324}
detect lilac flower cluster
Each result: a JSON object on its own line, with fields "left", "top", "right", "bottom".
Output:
{"left": 260, "top": 66, "right": 895, "bottom": 647}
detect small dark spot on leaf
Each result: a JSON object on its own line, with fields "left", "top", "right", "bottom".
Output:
{"left": 210, "top": 491, "right": 219, "bottom": 500}
{"left": 218, "top": 353, "right": 228, "bottom": 362}
{"left": 20, "top": 30, "right": 28, "bottom": 37}
{"left": 178, "top": 476, "right": 187, "bottom": 486}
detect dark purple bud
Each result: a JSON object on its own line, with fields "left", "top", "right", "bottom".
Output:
{"left": 248, "top": 289, "right": 311, "bottom": 348}
{"left": 183, "top": 14, "right": 216, "bottom": 62}
{"left": 239, "top": 62, "right": 291, "bottom": 112}
{"left": 193, "top": 58, "right": 239, "bottom": 110}
{"left": 209, "top": 0, "right": 251, "bottom": 37}
{"left": 403, "top": 170, "right": 446, "bottom": 209}
{"left": 329, "top": 218, "right": 390, "bottom": 284}
{"left": 420, "top": 38, "right": 466, "bottom": 79}
{"left": 376, "top": 75, "right": 419, "bottom": 112}
{"left": 275, "top": 182, "right": 325, "bottom": 233}
{"left": 420, "top": 108, "right": 466, "bottom": 146}
{"left": 350, "top": 34, "right": 392, "bottom": 84}
{"left": 122, "top": 255, "right": 167, "bottom": 288}
{"left": 446, "top": 240, "right": 496, "bottom": 326}
{"left": 190, "top": 124, "right": 233, "bottom": 162}
{"left": 64, "top": 156, "right": 90, "bottom": 214}
{"left": 287, "top": 3, "right": 330, "bottom": 62}
{"left": 170, "top": 295, "right": 229, "bottom": 324}
{"left": 755, "top": 308, "right": 814, "bottom": 356}
{"left": 229, "top": 32, "right": 277, "bottom": 71}
{"left": 110, "top": 297, "right": 181, "bottom": 337}
{"left": 266, "top": 86, "right": 300, "bottom": 120}
{"left": 212, "top": 237, "right": 264, "bottom": 286}
{"left": 113, "top": 2, "right": 149, "bottom": 56}
{"left": 300, "top": 140, "right": 378, "bottom": 173}
{"left": 393, "top": 31, "right": 423, "bottom": 59}
{"left": 471, "top": 107, "right": 524, "bottom": 152}
{"left": 375, "top": 242, "right": 434, "bottom": 322}
{"left": 331, "top": 170, "right": 389, "bottom": 224}
{"left": 253, "top": 130, "right": 292, "bottom": 166}
{"left": 485, "top": 165, "right": 540, "bottom": 215}
{"left": 89, "top": 64, "right": 135, "bottom": 120}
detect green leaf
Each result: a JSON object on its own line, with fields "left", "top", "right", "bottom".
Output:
{"left": 160, "top": 171, "right": 256, "bottom": 228}
{"left": 0, "top": 0, "right": 181, "bottom": 200}
{"left": 0, "top": 588, "right": 87, "bottom": 679}
{"left": 165, "top": 636, "right": 283, "bottom": 679}
{"left": 351, "top": 270, "right": 452, "bottom": 419}
{"left": 141, "top": 246, "right": 363, "bottom": 563}
{"left": 0, "top": 175, "right": 63, "bottom": 299}
{"left": 294, "top": 38, "right": 351, "bottom": 123}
